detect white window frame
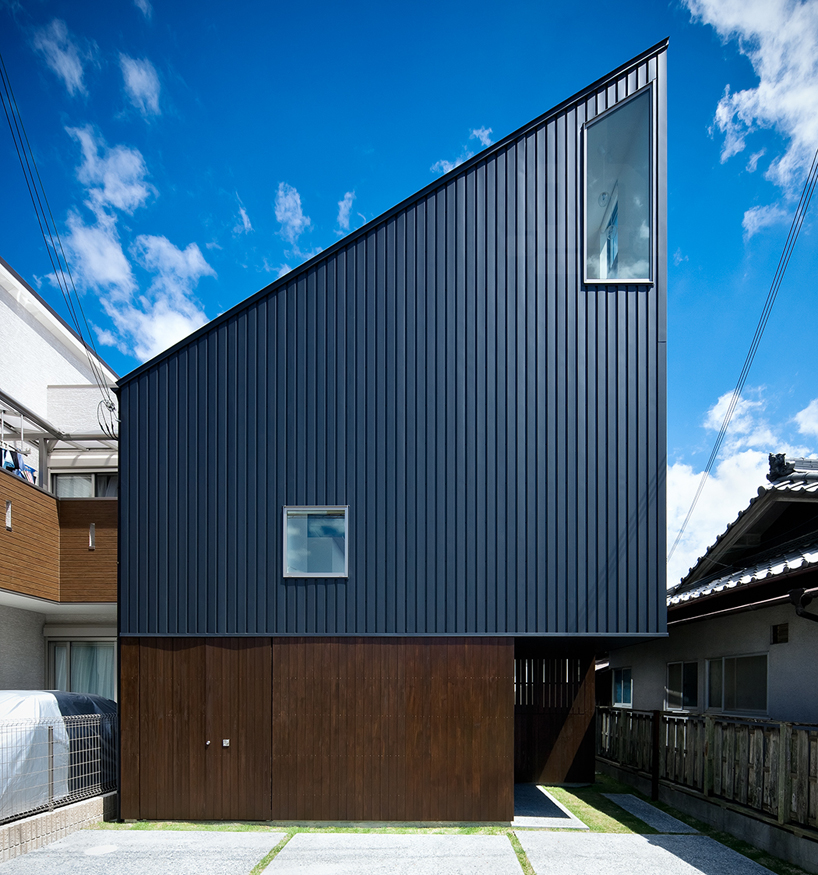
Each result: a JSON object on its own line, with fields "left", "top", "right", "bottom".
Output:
{"left": 706, "top": 653, "right": 768, "bottom": 716}
{"left": 50, "top": 470, "right": 118, "bottom": 498}
{"left": 283, "top": 505, "right": 349, "bottom": 579}
{"left": 666, "top": 660, "right": 699, "bottom": 711}
{"left": 583, "top": 82, "right": 656, "bottom": 285}
{"left": 612, "top": 666, "right": 632, "bottom": 708}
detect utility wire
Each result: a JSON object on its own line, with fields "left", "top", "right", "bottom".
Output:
{"left": 668, "top": 144, "right": 818, "bottom": 563}
{"left": 0, "top": 50, "right": 118, "bottom": 440}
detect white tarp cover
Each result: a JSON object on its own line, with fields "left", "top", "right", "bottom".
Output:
{"left": 0, "top": 691, "right": 70, "bottom": 821}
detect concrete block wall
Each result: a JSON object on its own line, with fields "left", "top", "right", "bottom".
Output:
{"left": 0, "top": 792, "right": 116, "bottom": 862}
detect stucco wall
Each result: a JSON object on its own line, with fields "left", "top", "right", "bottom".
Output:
{"left": 0, "top": 605, "right": 45, "bottom": 689}
{"left": 606, "top": 602, "right": 818, "bottom": 724}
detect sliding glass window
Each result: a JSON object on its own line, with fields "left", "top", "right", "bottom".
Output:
{"left": 585, "top": 87, "right": 653, "bottom": 282}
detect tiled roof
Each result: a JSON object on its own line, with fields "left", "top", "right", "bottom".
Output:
{"left": 667, "top": 536, "right": 818, "bottom": 607}
{"left": 669, "top": 468, "right": 818, "bottom": 597}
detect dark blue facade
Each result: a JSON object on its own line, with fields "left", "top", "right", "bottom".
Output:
{"left": 118, "top": 42, "right": 668, "bottom": 638}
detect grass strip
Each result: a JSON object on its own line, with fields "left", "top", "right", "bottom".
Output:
{"left": 249, "top": 833, "right": 292, "bottom": 875}
{"left": 507, "top": 831, "right": 535, "bottom": 875}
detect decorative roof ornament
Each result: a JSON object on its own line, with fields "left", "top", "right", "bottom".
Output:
{"left": 768, "top": 452, "right": 795, "bottom": 482}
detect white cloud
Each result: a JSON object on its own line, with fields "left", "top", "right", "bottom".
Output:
{"left": 64, "top": 210, "right": 135, "bottom": 297}
{"left": 684, "top": 0, "right": 818, "bottom": 195}
{"left": 96, "top": 236, "right": 215, "bottom": 360}
{"left": 31, "top": 19, "right": 94, "bottom": 97}
{"left": 275, "top": 182, "right": 311, "bottom": 244}
{"left": 120, "top": 55, "right": 161, "bottom": 117}
{"left": 337, "top": 191, "right": 355, "bottom": 232}
{"left": 233, "top": 204, "right": 252, "bottom": 235}
{"left": 470, "top": 127, "right": 493, "bottom": 147}
{"left": 704, "top": 389, "right": 781, "bottom": 451}
{"left": 431, "top": 152, "right": 473, "bottom": 175}
{"left": 68, "top": 126, "right": 154, "bottom": 215}
{"left": 668, "top": 386, "right": 814, "bottom": 584}
{"left": 100, "top": 295, "right": 209, "bottom": 362}
{"left": 795, "top": 398, "right": 818, "bottom": 437}
{"left": 673, "top": 248, "right": 689, "bottom": 266}
{"left": 134, "top": 0, "right": 153, "bottom": 19}
{"left": 276, "top": 264, "right": 292, "bottom": 279}
{"left": 747, "top": 148, "right": 766, "bottom": 172}
{"left": 742, "top": 204, "right": 789, "bottom": 238}
{"left": 667, "top": 449, "right": 771, "bottom": 586}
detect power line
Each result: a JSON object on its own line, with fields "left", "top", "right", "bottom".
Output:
{"left": 668, "top": 144, "right": 818, "bottom": 563}
{"left": 0, "top": 50, "right": 118, "bottom": 440}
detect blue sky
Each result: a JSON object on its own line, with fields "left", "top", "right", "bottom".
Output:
{"left": 1, "top": 0, "right": 817, "bottom": 583}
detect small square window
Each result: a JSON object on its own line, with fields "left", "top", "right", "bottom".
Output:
{"left": 771, "top": 623, "right": 788, "bottom": 644}
{"left": 283, "top": 506, "right": 349, "bottom": 578}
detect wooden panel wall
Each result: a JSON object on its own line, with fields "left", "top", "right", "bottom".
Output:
{"left": 514, "top": 647, "right": 596, "bottom": 783}
{"left": 121, "top": 636, "right": 513, "bottom": 822}
{"left": 59, "top": 499, "right": 117, "bottom": 601}
{"left": 271, "top": 637, "right": 514, "bottom": 822}
{"left": 0, "top": 470, "right": 59, "bottom": 600}
{"left": 120, "top": 637, "right": 272, "bottom": 821}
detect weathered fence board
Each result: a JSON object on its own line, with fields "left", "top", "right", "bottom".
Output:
{"left": 597, "top": 708, "right": 818, "bottom": 832}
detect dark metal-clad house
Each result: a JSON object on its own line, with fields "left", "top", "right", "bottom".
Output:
{"left": 118, "top": 41, "right": 667, "bottom": 822}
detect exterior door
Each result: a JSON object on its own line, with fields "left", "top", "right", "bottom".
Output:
{"left": 120, "top": 638, "right": 272, "bottom": 820}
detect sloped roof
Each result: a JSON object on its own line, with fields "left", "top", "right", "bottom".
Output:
{"left": 668, "top": 534, "right": 818, "bottom": 607}
{"left": 669, "top": 458, "right": 818, "bottom": 599}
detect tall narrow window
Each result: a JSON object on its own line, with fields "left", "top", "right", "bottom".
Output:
{"left": 585, "top": 87, "right": 652, "bottom": 282}
{"left": 667, "top": 661, "right": 698, "bottom": 710}
{"left": 283, "top": 506, "right": 349, "bottom": 578}
{"left": 613, "top": 667, "right": 632, "bottom": 707}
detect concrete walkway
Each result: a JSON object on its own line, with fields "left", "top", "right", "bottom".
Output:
{"left": 0, "top": 825, "right": 776, "bottom": 875}
{"left": 0, "top": 830, "right": 285, "bottom": 875}
{"left": 518, "top": 833, "right": 774, "bottom": 875}
{"left": 265, "top": 833, "right": 521, "bottom": 874}
{"left": 603, "top": 794, "right": 699, "bottom": 833}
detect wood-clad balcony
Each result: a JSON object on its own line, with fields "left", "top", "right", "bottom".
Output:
{"left": 0, "top": 470, "right": 116, "bottom": 604}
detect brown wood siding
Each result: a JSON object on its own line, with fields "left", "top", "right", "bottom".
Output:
{"left": 58, "top": 499, "right": 117, "bottom": 602}
{"left": 271, "top": 637, "right": 514, "bottom": 822}
{"left": 120, "top": 636, "right": 513, "bottom": 822}
{"left": 514, "top": 647, "right": 596, "bottom": 783}
{"left": 119, "top": 637, "right": 272, "bottom": 821}
{"left": 0, "top": 470, "right": 59, "bottom": 600}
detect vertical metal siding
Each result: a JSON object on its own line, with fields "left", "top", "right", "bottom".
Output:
{"left": 119, "top": 45, "right": 668, "bottom": 637}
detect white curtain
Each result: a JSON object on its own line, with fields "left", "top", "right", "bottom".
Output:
{"left": 69, "top": 643, "right": 116, "bottom": 701}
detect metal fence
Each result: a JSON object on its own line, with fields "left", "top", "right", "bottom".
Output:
{"left": 0, "top": 714, "right": 117, "bottom": 824}
{"left": 597, "top": 706, "right": 818, "bottom": 833}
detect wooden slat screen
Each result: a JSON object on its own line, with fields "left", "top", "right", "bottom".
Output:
{"left": 514, "top": 650, "right": 596, "bottom": 783}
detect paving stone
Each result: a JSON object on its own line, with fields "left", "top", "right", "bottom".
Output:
{"left": 602, "top": 794, "right": 698, "bottom": 833}
{"left": 264, "top": 832, "right": 522, "bottom": 875}
{"left": 0, "top": 829, "right": 285, "bottom": 875}
{"left": 517, "top": 832, "right": 774, "bottom": 875}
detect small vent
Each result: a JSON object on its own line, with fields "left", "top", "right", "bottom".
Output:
{"left": 89, "top": 522, "right": 96, "bottom": 551}
{"left": 771, "top": 623, "right": 789, "bottom": 644}
{"left": 5, "top": 501, "right": 11, "bottom": 531}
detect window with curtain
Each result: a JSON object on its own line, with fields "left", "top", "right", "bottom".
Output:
{"left": 49, "top": 641, "right": 116, "bottom": 701}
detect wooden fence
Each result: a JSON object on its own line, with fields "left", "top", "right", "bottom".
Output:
{"left": 597, "top": 706, "right": 818, "bottom": 832}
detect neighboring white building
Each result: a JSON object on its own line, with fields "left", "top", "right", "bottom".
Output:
{"left": 603, "top": 455, "right": 818, "bottom": 725}
{"left": 0, "top": 256, "right": 119, "bottom": 698}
